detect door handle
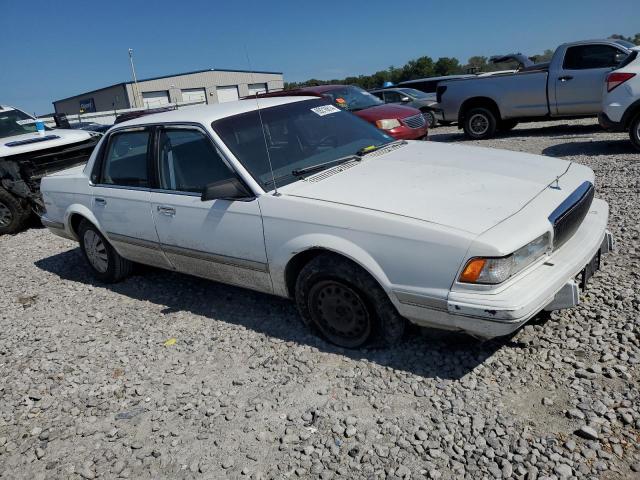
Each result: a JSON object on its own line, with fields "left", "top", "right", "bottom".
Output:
{"left": 558, "top": 76, "right": 574, "bottom": 82}
{"left": 94, "top": 198, "right": 106, "bottom": 206}
{"left": 157, "top": 205, "right": 176, "bottom": 216}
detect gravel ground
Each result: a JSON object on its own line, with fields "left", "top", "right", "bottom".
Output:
{"left": 0, "top": 118, "right": 638, "bottom": 479}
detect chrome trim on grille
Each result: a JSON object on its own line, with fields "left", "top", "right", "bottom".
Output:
{"left": 402, "top": 113, "right": 427, "bottom": 129}
{"left": 548, "top": 181, "right": 595, "bottom": 249}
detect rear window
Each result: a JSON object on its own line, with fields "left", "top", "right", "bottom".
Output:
{"left": 563, "top": 45, "right": 627, "bottom": 70}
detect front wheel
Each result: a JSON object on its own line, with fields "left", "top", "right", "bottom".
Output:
{"left": 422, "top": 110, "right": 437, "bottom": 128}
{"left": 0, "top": 188, "right": 31, "bottom": 235}
{"left": 463, "top": 107, "right": 497, "bottom": 140}
{"left": 295, "top": 253, "right": 406, "bottom": 349}
{"left": 630, "top": 114, "right": 640, "bottom": 151}
{"left": 78, "top": 219, "right": 132, "bottom": 283}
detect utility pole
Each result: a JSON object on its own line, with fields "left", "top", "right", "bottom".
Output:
{"left": 128, "top": 48, "right": 141, "bottom": 109}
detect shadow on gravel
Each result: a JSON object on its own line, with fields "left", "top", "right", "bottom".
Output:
{"left": 542, "top": 139, "right": 638, "bottom": 158}
{"left": 35, "top": 249, "right": 512, "bottom": 380}
{"left": 429, "top": 122, "right": 605, "bottom": 143}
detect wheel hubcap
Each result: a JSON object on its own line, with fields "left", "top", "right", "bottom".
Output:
{"left": 469, "top": 113, "right": 489, "bottom": 135}
{"left": 310, "top": 280, "right": 370, "bottom": 343}
{"left": 83, "top": 230, "right": 109, "bottom": 273}
{"left": 0, "top": 201, "right": 12, "bottom": 227}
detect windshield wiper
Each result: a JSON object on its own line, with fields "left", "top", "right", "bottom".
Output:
{"left": 292, "top": 154, "right": 360, "bottom": 177}
{"left": 356, "top": 140, "right": 406, "bottom": 156}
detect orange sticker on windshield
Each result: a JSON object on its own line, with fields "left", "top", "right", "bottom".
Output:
{"left": 336, "top": 98, "right": 346, "bottom": 104}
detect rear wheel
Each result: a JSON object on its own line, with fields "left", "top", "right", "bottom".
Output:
{"left": 78, "top": 219, "right": 132, "bottom": 283}
{"left": 0, "top": 188, "right": 30, "bottom": 235}
{"left": 630, "top": 114, "right": 640, "bottom": 151}
{"left": 463, "top": 107, "right": 497, "bottom": 140}
{"left": 295, "top": 253, "right": 406, "bottom": 349}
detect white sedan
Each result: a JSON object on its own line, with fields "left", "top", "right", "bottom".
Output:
{"left": 40, "top": 97, "right": 612, "bottom": 348}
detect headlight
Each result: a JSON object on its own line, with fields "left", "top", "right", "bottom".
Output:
{"left": 459, "top": 233, "right": 551, "bottom": 284}
{"left": 375, "top": 118, "right": 401, "bottom": 130}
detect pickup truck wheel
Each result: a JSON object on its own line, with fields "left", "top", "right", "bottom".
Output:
{"left": 295, "top": 253, "right": 406, "bottom": 349}
{"left": 498, "top": 119, "right": 519, "bottom": 132}
{"left": 0, "top": 188, "right": 30, "bottom": 235}
{"left": 78, "top": 219, "right": 132, "bottom": 283}
{"left": 630, "top": 114, "right": 640, "bottom": 151}
{"left": 463, "top": 107, "right": 497, "bottom": 140}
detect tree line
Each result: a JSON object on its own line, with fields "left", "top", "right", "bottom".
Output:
{"left": 285, "top": 33, "right": 639, "bottom": 91}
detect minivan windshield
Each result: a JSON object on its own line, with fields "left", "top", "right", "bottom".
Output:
{"left": 213, "top": 99, "right": 394, "bottom": 189}
{"left": 320, "top": 86, "right": 384, "bottom": 112}
{"left": 0, "top": 108, "right": 47, "bottom": 139}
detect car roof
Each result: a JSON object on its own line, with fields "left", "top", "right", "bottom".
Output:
{"left": 115, "top": 96, "right": 318, "bottom": 128}
{"left": 398, "top": 75, "right": 473, "bottom": 84}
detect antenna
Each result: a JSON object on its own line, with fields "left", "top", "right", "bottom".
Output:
{"left": 244, "top": 45, "right": 279, "bottom": 196}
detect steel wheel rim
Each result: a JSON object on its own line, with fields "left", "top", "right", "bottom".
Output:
{"left": 636, "top": 122, "right": 640, "bottom": 142}
{"left": 0, "top": 201, "right": 12, "bottom": 227}
{"left": 425, "top": 112, "right": 435, "bottom": 128}
{"left": 83, "top": 230, "right": 109, "bottom": 273}
{"left": 469, "top": 113, "right": 489, "bottom": 135}
{"left": 309, "top": 280, "right": 371, "bottom": 346}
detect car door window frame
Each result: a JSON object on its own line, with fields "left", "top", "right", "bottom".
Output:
{"left": 150, "top": 123, "right": 255, "bottom": 198}
{"left": 90, "top": 126, "right": 154, "bottom": 191}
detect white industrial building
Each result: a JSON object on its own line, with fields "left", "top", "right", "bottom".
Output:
{"left": 52, "top": 68, "right": 284, "bottom": 115}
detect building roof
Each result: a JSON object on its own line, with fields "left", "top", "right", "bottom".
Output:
{"left": 53, "top": 68, "right": 283, "bottom": 104}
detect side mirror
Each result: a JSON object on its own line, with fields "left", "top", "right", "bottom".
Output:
{"left": 400, "top": 96, "right": 411, "bottom": 103}
{"left": 614, "top": 52, "right": 628, "bottom": 64}
{"left": 201, "top": 178, "right": 253, "bottom": 202}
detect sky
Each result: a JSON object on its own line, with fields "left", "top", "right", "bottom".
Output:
{"left": 1, "top": 0, "right": 638, "bottom": 115}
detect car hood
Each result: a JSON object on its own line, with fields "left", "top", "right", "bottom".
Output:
{"left": 281, "top": 141, "right": 571, "bottom": 234}
{"left": 353, "top": 103, "right": 422, "bottom": 122}
{"left": 0, "top": 128, "right": 94, "bottom": 157}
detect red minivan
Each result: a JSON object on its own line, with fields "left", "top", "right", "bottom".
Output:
{"left": 256, "top": 85, "right": 428, "bottom": 140}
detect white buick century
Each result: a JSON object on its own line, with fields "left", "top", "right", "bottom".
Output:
{"left": 41, "top": 97, "right": 613, "bottom": 348}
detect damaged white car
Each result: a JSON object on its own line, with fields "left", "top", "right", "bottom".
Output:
{"left": 40, "top": 97, "right": 613, "bottom": 348}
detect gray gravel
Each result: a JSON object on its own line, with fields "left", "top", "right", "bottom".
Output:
{"left": 0, "top": 118, "right": 639, "bottom": 479}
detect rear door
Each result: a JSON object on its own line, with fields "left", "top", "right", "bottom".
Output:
{"left": 90, "top": 127, "right": 171, "bottom": 269}
{"left": 149, "top": 125, "right": 271, "bottom": 293}
{"left": 555, "top": 44, "right": 628, "bottom": 115}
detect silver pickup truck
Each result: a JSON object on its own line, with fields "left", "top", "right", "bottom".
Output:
{"left": 435, "top": 40, "right": 632, "bottom": 139}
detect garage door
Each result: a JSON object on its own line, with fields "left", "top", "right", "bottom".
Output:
{"left": 247, "top": 83, "right": 267, "bottom": 96}
{"left": 181, "top": 88, "right": 206, "bottom": 104}
{"left": 142, "top": 91, "right": 170, "bottom": 108}
{"left": 216, "top": 85, "right": 239, "bottom": 103}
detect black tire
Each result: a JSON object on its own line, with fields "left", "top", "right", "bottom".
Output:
{"left": 0, "top": 188, "right": 31, "bottom": 235}
{"left": 295, "top": 253, "right": 406, "bottom": 349}
{"left": 463, "top": 107, "right": 497, "bottom": 140}
{"left": 498, "top": 119, "right": 519, "bottom": 132}
{"left": 422, "top": 109, "right": 437, "bottom": 128}
{"left": 78, "top": 219, "right": 132, "bottom": 283}
{"left": 629, "top": 114, "right": 640, "bottom": 151}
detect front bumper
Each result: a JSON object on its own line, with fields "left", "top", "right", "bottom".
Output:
{"left": 398, "top": 199, "right": 611, "bottom": 338}
{"left": 386, "top": 124, "right": 429, "bottom": 140}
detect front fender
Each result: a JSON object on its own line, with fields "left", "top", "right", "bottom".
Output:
{"left": 270, "top": 233, "right": 394, "bottom": 299}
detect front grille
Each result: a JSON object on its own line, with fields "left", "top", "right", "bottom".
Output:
{"left": 548, "top": 181, "right": 594, "bottom": 249}
{"left": 402, "top": 113, "right": 427, "bottom": 129}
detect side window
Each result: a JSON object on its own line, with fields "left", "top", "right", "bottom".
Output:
{"left": 563, "top": 45, "right": 626, "bottom": 70}
{"left": 371, "top": 91, "right": 384, "bottom": 101}
{"left": 384, "top": 91, "right": 402, "bottom": 103}
{"left": 102, "top": 131, "right": 150, "bottom": 187}
{"left": 158, "top": 129, "right": 234, "bottom": 193}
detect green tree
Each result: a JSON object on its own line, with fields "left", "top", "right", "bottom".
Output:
{"left": 434, "top": 57, "right": 461, "bottom": 76}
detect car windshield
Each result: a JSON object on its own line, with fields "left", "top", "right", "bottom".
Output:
{"left": 213, "top": 98, "right": 394, "bottom": 189}
{"left": 319, "top": 86, "right": 384, "bottom": 112}
{"left": 398, "top": 88, "right": 431, "bottom": 99}
{"left": 0, "top": 108, "right": 47, "bottom": 139}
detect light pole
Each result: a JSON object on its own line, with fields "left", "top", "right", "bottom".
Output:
{"left": 128, "top": 48, "right": 142, "bottom": 109}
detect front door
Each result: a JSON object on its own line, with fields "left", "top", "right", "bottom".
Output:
{"left": 149, "top": 126, "right": 271, "bottom": 293}
{"left": 555, "top": 44, "right": 627, "bottom": 115}
{"left": 91, "top": 127, "right": 171, "bottom": 269}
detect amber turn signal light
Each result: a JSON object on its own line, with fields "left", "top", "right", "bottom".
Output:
{"left": 459, "top": 258, "right": 486, "bottom": 283}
